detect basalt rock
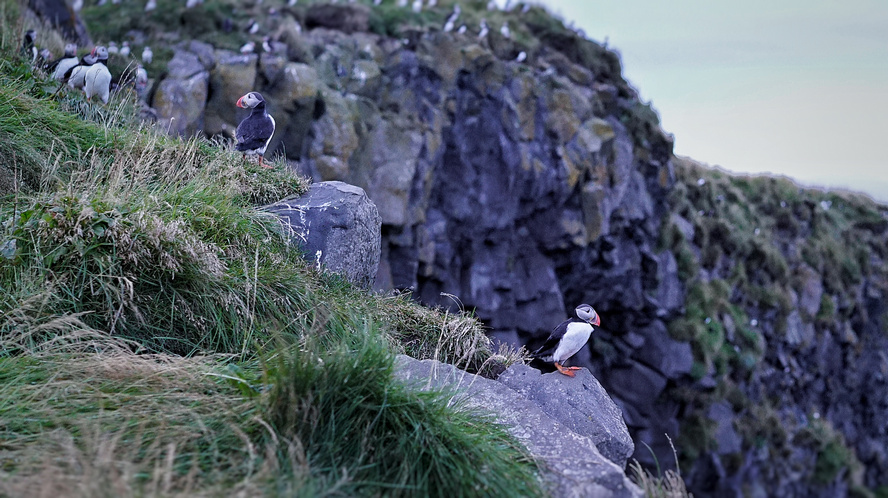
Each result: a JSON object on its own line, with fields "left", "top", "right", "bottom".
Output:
{"left": 394, "top": 356, "right": 642, "bottom": 498}
{"left": 498, "top": 364, "right": 635, "bottom": 469}
{"left": 265, "top": 181, "right": 381, "bottom": 289}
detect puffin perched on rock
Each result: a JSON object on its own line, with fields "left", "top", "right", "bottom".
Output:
{"left": 532, "top": 304, "right": 600, "bottom": 377}
{"left": 235, "top": 92, "right": 276, "bottom": 168}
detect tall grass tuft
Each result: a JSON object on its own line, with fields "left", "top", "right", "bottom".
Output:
{"left": 629, "top": 436, "right": 693, "bottom": 498}
{"left": 263, "top": 320, "right": 543, "bottom": 497}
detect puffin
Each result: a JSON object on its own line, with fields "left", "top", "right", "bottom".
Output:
{"left": 134, "top": 64, "right": 149, "bottom": 100}
{"left": 235, "top": 92, "right": 276, "bottom": 168}
{"left": 239, "top": 41, "right": 255, "bottom": 54}
{"left": 531, "top": 304, "right": 600, "bottom": 377}
{"left": 84, "top": 46, "right": 112, "bottom": 104}
{"left": 141, "top": 45, "right": 153, "bottom": 64}
{"left": 478, "top": 19, "right": 489, "bottom": 39}
{"left": 442, "top": 4, "right": 460, "bottom": 32}
{"left": 66, "top": 48, "right": 99, "bottom": 89}
{"left": 21, "top": 29, "right": 37, "bottom": 64}
{"left": 50, "top": 43, "right": 78, "bottom": 80}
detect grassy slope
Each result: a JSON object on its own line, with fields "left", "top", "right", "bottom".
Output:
{"left": 664, "top": 156, "right": 888, "bottom": 488}
{"left": 0, "top": 2, "right": 539, "bottom": 495}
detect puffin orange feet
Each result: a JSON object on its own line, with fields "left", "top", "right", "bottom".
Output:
{"left": 555, "top": 363, "right": 576, "bottom": 377}
{"left": 259, "top": 155, "right": 272, "bottom": 169}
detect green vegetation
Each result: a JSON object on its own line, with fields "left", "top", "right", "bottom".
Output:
{"left": 1, "top": 2, "right": 539, "bottom": 495}
{"left": 629, "top": 436, "right": 692, "bottom": 498}
{"left": 665, "top": 155, "right": 888, "bottom": 486}
{"left": 796, "top": 416, "right": 864, "bottom": 488}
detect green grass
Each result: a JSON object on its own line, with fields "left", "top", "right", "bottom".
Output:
{"left": 264, "top": 322, "right": 542, "bottom": 497}
{"left": 665, "top": 156, "right": 888, "bottom": 485}
{"left": 0, "top": 320, "right": 540, "bottom": 496}
{"left": 1, "top": 2, "right": 540, "bottom": 495}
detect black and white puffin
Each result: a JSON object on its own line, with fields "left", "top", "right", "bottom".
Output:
{"left": 235, "top": 92, "right": 276, "bottom": 168}
{"left": 442, "top": 4, "right": 460, "bottom": 32}
{"left": 36, "top": 48, "right": 52, "bottom": 71}
{"left": 531, "top": 304, "right": 600, "bottom": 377}
{"left": 478, "top": 19, "right": 489, "bottom": 39}
{"left": 50, "top": 43, "right": 79, "bottom": 80}
{"left": 21, "top": 29, "right": 37, "bottom": 64}
{"left": 66, "top": 47, "right": 99, "bottom": 90}
{"left": 84, "top": 46, "right": 112, "bottom": 104}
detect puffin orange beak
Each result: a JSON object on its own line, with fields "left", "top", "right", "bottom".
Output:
{"left": 593, "top": 315, "right": 601, "bottom": 327}
{"left": 90, "top": 47, "right": 96, "bottom": 56}
{"left": 236, "top": 96, "right": 245, "bottom": 108}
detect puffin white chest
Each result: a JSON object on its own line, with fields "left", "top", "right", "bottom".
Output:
{"left": 552, "top": 322, "right": 593, "bottom": 363}
{"left": 53, "top": 58, "right": 79, "bottom": 81}
{"left": 68, "top": 64, "right": 90, "bottom": 89}
{"left": 85, "top": 63, "right": 112, "bottom": 104}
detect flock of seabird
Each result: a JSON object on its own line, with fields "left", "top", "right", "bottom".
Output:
{"left": 22, "top": 28, "right": 151, "bottom": 105}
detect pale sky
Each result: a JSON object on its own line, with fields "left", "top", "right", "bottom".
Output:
{"left": 522, "top": 0, "right": 888, "bottom": 203}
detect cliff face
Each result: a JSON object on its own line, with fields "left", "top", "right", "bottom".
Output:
{"left": 665, "top": 159, "right": 888, "bottom": 496}
{"left": 80, "top": 1, "right": 888, "bottom": 495}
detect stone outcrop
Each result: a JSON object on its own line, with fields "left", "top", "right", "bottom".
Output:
{"left": 394, "top": 356, "right": 641, "bottom": 498}
{"left": 499, "top": 364, "right": 635, "bottom": 469}
{"left": 265, "top": 181, "right": 381, "bottom": 289}
{"left": 151, "top": 49, "right": 209, "bottom": 137}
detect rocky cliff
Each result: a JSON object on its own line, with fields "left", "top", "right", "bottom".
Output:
{"left": 77, "top": 1, "right": 888, "bottom": 496}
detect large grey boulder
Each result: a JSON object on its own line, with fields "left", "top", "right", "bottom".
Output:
{"left": 153, "top": 70, "right": 209, "bottom": 137}
{"left": 265, "top": 181, "right": 381, "bottom": 288}
{"left": 393, "top": 356, "right": 642, "bottom": 498}
{"left": 498, "top": 364, "right": 635, "bottom": 468}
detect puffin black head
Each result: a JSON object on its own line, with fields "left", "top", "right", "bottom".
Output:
{"left": 64, "top": 43, "right": 77, "bottom": 57}
{"left": 575, "top": 304, "right": 600, "bottom": 326}
{"left": 21, "top": 30, "right": 36, "bottom": 61}
{"left": 22, "top": 29, "right": 36, "bottom": 48}
{"left": 236, "top": 92, "right": 266, "bottom": 109}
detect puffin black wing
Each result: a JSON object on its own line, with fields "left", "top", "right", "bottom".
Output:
{"left": 235, "top": 114, "right": 274, "bottom": 152}
{"left": 46, "top": 57, "right": 62, "bottom": 73}
{"left": 531, "top": 319, "right": 571, "bottom": 357}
